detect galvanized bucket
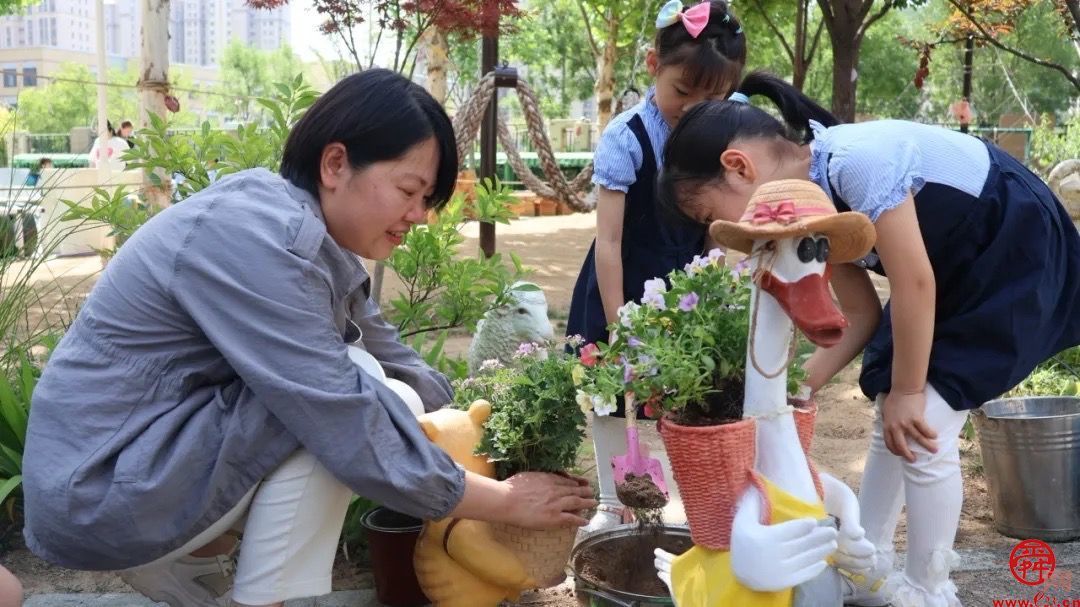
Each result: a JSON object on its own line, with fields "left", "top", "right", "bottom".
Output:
{"left": 972, "top": 396, "right": 1080, "bottom": 541}
{"left": 570, "top": 524, "right": 690, "bottom": 607}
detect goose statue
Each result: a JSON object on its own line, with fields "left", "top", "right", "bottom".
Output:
{"left": 655, "top": 180, "right": 878, "bottom": 606}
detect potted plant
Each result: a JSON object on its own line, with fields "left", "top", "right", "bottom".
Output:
{"left": 575, "top": 250, "right": 805, "bottom": 539}
{"left": 452, "top": 340, "right": 589, "bottom": 587}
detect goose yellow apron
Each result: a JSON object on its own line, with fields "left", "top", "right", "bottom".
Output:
{"left": 670, "top": 476, "right": 827, "bottom": 607}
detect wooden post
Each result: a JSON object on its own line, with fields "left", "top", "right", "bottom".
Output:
{"left": 138, "top": 0, "right": 171, "bottom": 208}
{"left": 479, "top": 33, "right": 498, "bottom": 259}
{"left": 960, "top": 35, "right": 974, "bottom": 134}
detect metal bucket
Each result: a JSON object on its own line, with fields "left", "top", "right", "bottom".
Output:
{"left": 569, "top": 524, "right": 691, "bottom": 607}
{"left": 972, "top": 396, "right": 1080, "bottom": 541}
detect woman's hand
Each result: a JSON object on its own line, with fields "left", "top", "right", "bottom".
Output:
{"left": 881, "top": 390, "right": 938, "bottom": 463}
{"left": 500, "top": 472, "right": 596, "bottom": 529}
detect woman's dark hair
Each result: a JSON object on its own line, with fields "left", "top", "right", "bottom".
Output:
{"left": 654, "top": 1, "right": 747, "bottom": 94}
{"left": 658, "top": 71, "right": 838, "bottom": 224}
{"left": 281, "top": 68, "right": 458, "bottom": 210}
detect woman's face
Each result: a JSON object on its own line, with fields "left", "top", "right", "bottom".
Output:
{"left": 318, "top": 137, "right": 438, "bottom": 260}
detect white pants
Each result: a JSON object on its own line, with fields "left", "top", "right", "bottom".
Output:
{"left": 857, "top": 385, "right": 968, "bottom": 606}
{"left": 131, "top": 450, "right": 353, "bottom": 605}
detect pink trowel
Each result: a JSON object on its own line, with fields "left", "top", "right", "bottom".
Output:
{"left": 612, "top": 393, "right": 669, "bottom": 503}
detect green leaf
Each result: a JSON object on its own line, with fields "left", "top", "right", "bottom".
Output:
{"left": 0, "top": 475, "right": 21, "bottom": 511}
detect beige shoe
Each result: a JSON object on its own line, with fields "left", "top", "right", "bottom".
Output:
{"left": 120, "top": 551, "right": 235, "bottom": 607}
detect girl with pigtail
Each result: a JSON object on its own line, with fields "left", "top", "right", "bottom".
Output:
{"left": 565, "top": 0, "right": 748, "bottom": 534}
{"left": 658, "top": 71, "right": 1080, "bottom": 606}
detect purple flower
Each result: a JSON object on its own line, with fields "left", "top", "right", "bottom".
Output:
{"left": 638, "top": 354, "right": 659, "bottom": 376}
{"left": 733, "top": 257, "right": 751, "bottom": 275}
{"left": 628, "top": 336, "right": 643, "bottom": 348}
{"left": 679, "top": 292, "right": 699, "bottom": 312}
{"left": 708, "top": 248, "right": 726, "bottom": 263}
{"left": 514, "top": 342, "right": 538, "bottom": 358}
{"left": 623, "top": 359, "right": 635, "bottom": 384}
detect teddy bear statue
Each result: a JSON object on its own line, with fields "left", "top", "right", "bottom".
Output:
{"left": 413, "top": 400, "right": 537, "bottom": 607}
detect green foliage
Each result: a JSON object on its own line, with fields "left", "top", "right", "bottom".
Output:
{"left": 1006, "top": 346, "right": 1080, "bottom": 398}
{"left": 59, "top": 186, "right": 154, "bottom": 258}
{"left": 213, "top": 42, "right": 305, "bottom": 121}
{"left": 1029, "top": 116, "right": 1080, "bottom": 177}
{"left": 384, "top": 178, "right": 528, "bottom": 379}
{"left": 0, "top": 335, "right": 58, "bottom": 521}
{"left": 577, "top": 250, "right": 804, "bottom": 419}
{"left": 472, "top": 343, "right": 588, "bottom": 479}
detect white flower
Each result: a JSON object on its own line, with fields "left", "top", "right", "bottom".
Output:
{"left": 479, "top": 359, "right": 503, "bottom": 372}
{"left": 592, "top": 394, "right": 618, "bottom": 416}
{"left": 642, "top": 278, "right": 668, "bottom": 310}
{"left": 618, "top": 301, "right": 640, "bottom": 328}
{"left": 708, "top": 248, "right": 726, "bottom": 264}
{"left": 576, "top": 390, "right": 593, "bottom": 414}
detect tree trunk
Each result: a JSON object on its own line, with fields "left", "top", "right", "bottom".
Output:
{"left": 830, "top": 30, "right": 858, "bottom": 122}
{"left": 425, "top": 27, "right": 449, "bottom": 104}
{"left": 595, "top": 10, "right": 620, "bottom": 130}
{"left": 793, "top": 0, "right": 808, "bottom": 90}
{"left": 138, "top": 0, "right": 170, "bottom": 208}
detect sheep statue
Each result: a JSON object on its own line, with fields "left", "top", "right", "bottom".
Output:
{"left": 467, "top": 281, "right": 554, "bottom": 374}
{"left": 1049, "top": 159, "right": 1080, "bottom": 222}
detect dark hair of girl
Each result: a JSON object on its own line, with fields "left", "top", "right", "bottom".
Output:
{"left": 654, "top": 1, "right": 747, "bottom": 94}
{"left": 281, "top": 68, "right": 458, "bottom": 210}
{"left": 658, "top": 71, "right": 838, "bottom": 224}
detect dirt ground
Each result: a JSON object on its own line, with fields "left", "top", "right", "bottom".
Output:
{"left": 0, "top": 211, "right": 1008, "bottom": 602}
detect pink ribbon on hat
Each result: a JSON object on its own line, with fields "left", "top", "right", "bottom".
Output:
{"left": 751, "top": 201, "right": 796, "bottom": 225}
{"left": 655, "top": 0, "right": 711, "bottom": 39}
{"left": 742, "top": 200, "right": 836, "bottom": 225}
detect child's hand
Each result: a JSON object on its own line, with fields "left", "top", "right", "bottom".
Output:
{"left": 882, "top": 391, "right": 938, "bottom": 462}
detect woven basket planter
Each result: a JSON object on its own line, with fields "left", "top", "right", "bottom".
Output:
{"left": 658, "top": 415, "right": 757, "bottom": 550}
{"left": 489, "top": 521, "right": 577, "bottom": 588}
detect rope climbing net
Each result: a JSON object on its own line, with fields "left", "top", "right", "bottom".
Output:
{"left": 452, "top": 72, "right": 596, "bottom": 213}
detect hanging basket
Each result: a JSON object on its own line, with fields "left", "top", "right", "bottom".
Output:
{"left": 489, "top": 520, "right": 578, "bottom": 588}
{"left": 658, "top": 415, "right": 757, "bottom": 550}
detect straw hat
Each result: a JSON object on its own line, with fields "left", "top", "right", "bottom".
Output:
{"left": 708, "top": 179, "right": 876, "bottom": 264}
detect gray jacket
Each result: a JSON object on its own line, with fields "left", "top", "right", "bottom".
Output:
{"left": 23, "top": 168, "right": 465, "bottom": 570}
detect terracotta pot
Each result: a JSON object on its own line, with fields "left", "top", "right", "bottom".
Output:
{"left": 658, "top": 415, "right": 756, "bottom": 550}
{"left": 535, "top": 198, "right": 558, "bottom": 216}
{"left": 489, "top": 519, "right": 577, "bottom": 588}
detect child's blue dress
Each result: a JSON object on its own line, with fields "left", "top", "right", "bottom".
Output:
{"left": 809, "top": 120, "right": 1080, "bottom": 410}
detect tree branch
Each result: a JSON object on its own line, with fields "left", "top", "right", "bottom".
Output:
{"left": 808, "top": 6, "right": 826, "bottom": 60}
{"left": 575, "top": 0, "right": 601, "bottom": 59}
{"left": 857, "top": 0, "right": 894, "bottom": 43}
{"left": 749, "top": 0, "right": 795, "bottom": 64}
{"left": 947, "top": 0, "right": 1080, "bottom": 91}
{"left": 815, "top": 0, "right": 834, "bottom": 28}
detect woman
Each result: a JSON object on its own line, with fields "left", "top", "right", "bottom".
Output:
{"left": 22, "top": 69, "right": 595, "bottom": 607}
{"left": 88, "top": 121, "right": 129, "bottom": 169}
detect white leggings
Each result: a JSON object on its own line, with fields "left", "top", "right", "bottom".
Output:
{"left": 130, "top": 450, "right": 353, "bottom": 605}
{"left": 857, "top": 385, "right": 969, "bottom": 606}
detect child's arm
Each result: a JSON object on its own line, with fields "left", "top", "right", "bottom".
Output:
{"left": 595, "top": 186, "right": 627, "bottom": 327}
{"left": 874, "top": 195, "right": 938, "bottom": 462}
{"left": 803, "top": 262, "right": 881, "bottom": 392}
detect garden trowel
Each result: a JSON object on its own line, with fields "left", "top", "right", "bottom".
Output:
{"left": 612, "top": 393, "right": 670, "bottom": 503}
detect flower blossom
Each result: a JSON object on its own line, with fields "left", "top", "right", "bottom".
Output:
{"left": 592, "top": 394, "right": 618, "bottom": 416}
{"left": 514, "top": 342, "right": 538, "bottom": 358}
{"left": 571, "top": 364, "right": 586, "bottom": 386}
{"left": 566, "top": 334, "right": 585, "bottom": 349}
{"left": 579, "top": 343, "right": 600, "bottom": 367}
{"left": 678, "top": 292, "right": 699, "bottom": 312}
{"left": 576, "top": 390, "right": 593, "bottom": 414}
{"left": 618, "top": 301, "right": 640, "bottom": 328}
{"left": 479, "top": 359, "right": 503, "bottom": 373}
{"left": 708, "top": 248, "right": 726, "bottom": 264}
{"left": 642, "top": 278, "right": 667, "bottom": 310}
{"left": 628, "top": 336, "right": 643, "bottom": 348}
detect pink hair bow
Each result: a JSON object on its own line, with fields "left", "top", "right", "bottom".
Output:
{"left": 655, "top": 0, "right": 711, "bottom": 39}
